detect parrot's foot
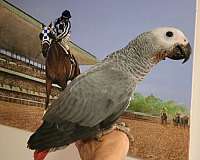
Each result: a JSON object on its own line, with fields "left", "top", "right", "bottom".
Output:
{"left": 95, "top": 122, "right": 134, "bottom": 144}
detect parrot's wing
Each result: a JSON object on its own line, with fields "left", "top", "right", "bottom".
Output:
{"left": 43, "top": 65, "right": 133, "bottom": 127}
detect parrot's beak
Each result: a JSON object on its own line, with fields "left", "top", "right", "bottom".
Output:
{"left": 167, "top": 43, "right": 192, "bottom": 64}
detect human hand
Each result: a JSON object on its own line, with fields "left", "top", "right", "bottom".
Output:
{"left": 75, "top": 130, "right": 129, "bottom": 160}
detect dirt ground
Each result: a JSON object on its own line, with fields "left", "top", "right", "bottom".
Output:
{"left": 0, "top": 101, "right": 189, "bottom": 160}
{"left": 123, "top": 118, "right": 189, "bottom": 160}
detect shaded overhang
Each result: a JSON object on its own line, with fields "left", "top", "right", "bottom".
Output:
{"left": 0, "top": 0, "right": 97, "bottom": 65}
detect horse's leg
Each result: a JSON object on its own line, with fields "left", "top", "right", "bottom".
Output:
{"left": 164, "top": 116, "right": 167, "bottom": 125}
{"left": 75, "top": 63, "right": 80, "bottom": 77}
{"left": 45, "top": 79, "right": 52, "bottom": 110}
{"left": 72, "top": 55, "right": 80, "bottom": 78}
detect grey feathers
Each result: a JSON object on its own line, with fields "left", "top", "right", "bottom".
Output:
{"left": 44, "top": 64, "right": 134, "bottom": 127}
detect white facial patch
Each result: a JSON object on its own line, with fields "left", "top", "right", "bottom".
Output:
{"left": 151, "top": 27, "right": 189, "bottom": 49}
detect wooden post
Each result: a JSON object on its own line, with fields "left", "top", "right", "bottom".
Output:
{"left": 189, "top": 0, "right": 200, "bottom": 159}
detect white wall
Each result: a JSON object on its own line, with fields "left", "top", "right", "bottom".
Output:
{"left": 0, "top": 125, "right": 81, "bottom": 160}
{"left": 189, "top": 0, "right": 200, "bottom": 159}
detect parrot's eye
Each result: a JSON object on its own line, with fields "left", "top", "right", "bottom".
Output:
{"left": 166, "top": 31, "right": 173, "bottom": 37}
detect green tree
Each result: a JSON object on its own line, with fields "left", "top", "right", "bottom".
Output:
{"left": 128, "top": 92, "right": 189, "bottom": 117}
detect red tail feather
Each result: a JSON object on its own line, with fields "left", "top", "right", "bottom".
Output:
{"left": 34, "top": 150, "right": 49, "bottom": 160}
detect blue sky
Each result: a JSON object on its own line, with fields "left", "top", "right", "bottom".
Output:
{"left": 7, "top": 0, "right": 196, "bottom": 107}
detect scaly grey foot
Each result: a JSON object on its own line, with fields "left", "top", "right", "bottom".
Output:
{"left": 95, "top": 122, "right": 134, "bottom": 144}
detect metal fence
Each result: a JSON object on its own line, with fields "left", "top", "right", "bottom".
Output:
{"left": 0, "top": 48, "right": 45, "bottom": 70}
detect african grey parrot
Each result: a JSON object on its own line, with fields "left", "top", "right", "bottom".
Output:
{"left": 27, "top": 27, "right": 191, "bottom": 159}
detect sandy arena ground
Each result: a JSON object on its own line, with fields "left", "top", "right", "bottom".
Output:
{"left": 0, "top": 101, "right": 189, "bottom": 160}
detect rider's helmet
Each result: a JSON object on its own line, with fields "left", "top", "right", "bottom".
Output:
{"left": 61, "top": 10, "right": 71, "bottom": 19}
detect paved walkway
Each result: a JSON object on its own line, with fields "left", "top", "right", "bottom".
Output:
{"left": 0, "top": 125, "right": 140, "bottom": 160}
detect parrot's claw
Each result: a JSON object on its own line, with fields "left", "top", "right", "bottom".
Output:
{"left": 95, "top": 130, "right": 103, "bottom": 141}
{"left": 95, "top": 127, "right": 114, "bottom": 141}
{"left": 114, "top": 122, "right": 134, "bottom": 144}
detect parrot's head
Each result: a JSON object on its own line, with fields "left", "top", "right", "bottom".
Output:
{"left": 147, "top": 27, "right": 192, "bottom": 64}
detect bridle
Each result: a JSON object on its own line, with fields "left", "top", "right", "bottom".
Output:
{"left": 40, "top": 26, "right": 53, "bottom": 57}
{"left": 41, "top": 26, "right": 52, "bottom": 46}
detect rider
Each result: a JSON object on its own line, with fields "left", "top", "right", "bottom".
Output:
{"left": 50, "top": 10, "right": 72, "bottom": 55}
{"left": 161, "top": 106, "right": 167, "bottom": 112}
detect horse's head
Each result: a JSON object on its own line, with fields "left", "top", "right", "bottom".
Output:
{"left": 39, "top": 26, "right": 53, "bottom": 57}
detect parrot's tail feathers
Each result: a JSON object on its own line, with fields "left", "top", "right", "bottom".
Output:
{"left": 27, "top": 120, "right": 98, "bottom": 151}
{"left": 27, "top": 121, "right": 74, "bottom": 150}
{"left": 34, "top": 150, "right": 49, "bottom": 160}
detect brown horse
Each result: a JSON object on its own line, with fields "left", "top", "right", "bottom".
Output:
{"left": 180, "top": 115, "right": 189, "bottom": 128}
{"left": 39, "top": 26, "right": 80, "bottom": 109}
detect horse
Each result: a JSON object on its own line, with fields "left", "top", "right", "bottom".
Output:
{"left": 160, "top": 112, "right": 168, "bottom": 125}
{"left": 180, "top": 115, "right": 189, "bottom": 128}
{"left": 39, "top": 26, "right": 80, "bottom": 109}
{"left": 172, "top": 113, "right": 181, "bottom": 127}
